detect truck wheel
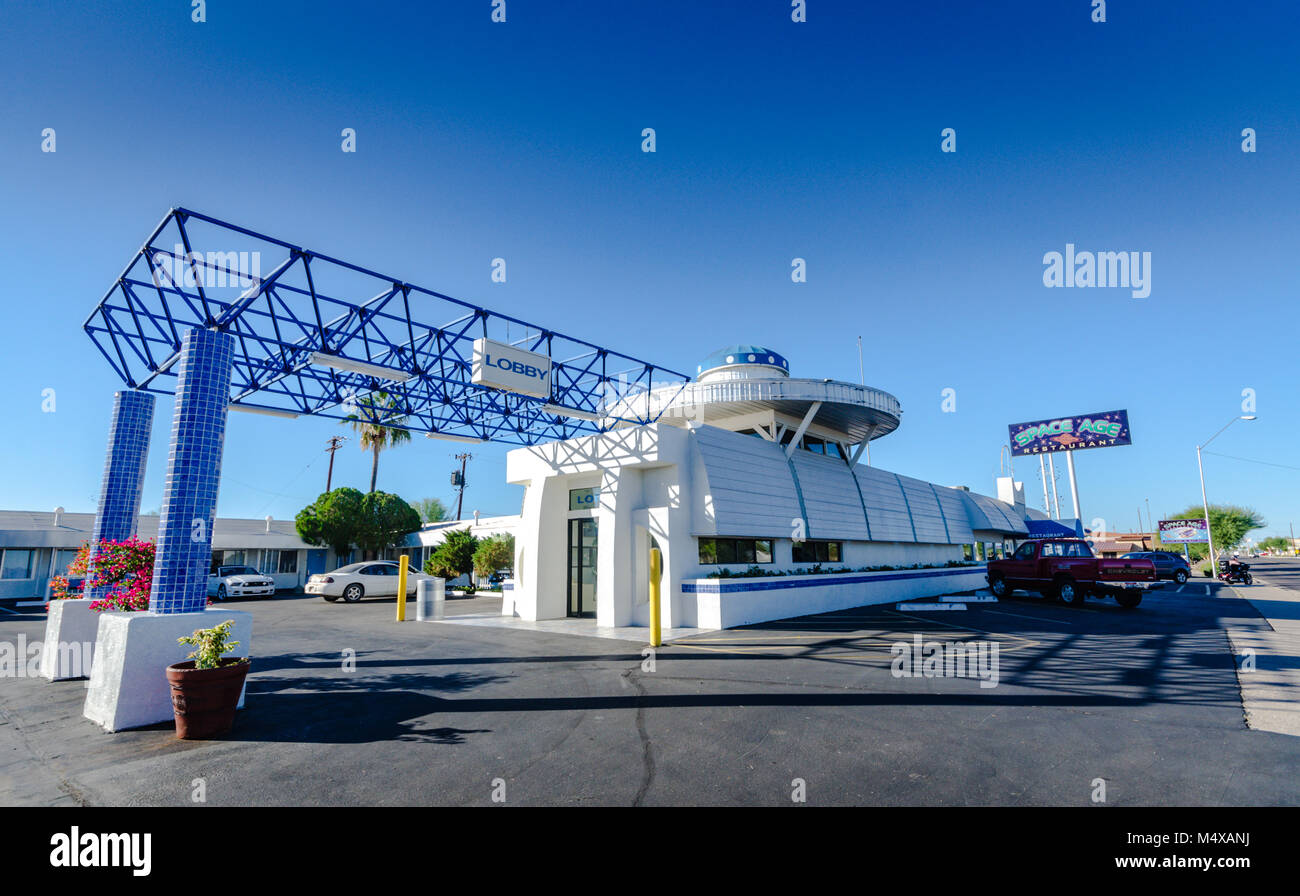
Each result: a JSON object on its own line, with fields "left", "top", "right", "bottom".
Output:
{"left": 1174, "top": 570, "right": 1188, "bottom": 585}
{"left": 989, "top": 574, "right": 1009, "bottom": 598}
{"left": 1116, "top": 591, "right": 1142, "bottom": 609}
{"left": 1056, "top": 577, "right": 1085, "bottom": 605}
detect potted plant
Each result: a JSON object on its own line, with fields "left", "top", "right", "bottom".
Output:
{"left": 165, "top": 620, "right": 250, "bottom": 740}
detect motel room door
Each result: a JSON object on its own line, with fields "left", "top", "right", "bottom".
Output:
{"left": 567, "top": 518, "right": 598, "bottom": 618}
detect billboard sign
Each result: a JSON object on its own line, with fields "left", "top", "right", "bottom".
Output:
{"left": 1008, "top": 409, "right": 1131, "bottom": 456}
{"left": 1159, "top": 518, "right": 1209, "bottom": 544}
{"left": 471, "top": 338, "right": 552, "bottom": 399}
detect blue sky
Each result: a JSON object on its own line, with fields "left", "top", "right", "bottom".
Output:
{"left": 2, "top": 1, "right": 1297, "bottom": 541}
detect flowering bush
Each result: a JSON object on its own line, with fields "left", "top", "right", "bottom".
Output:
{"left": 50, "top": 537, "right": 156, "bottom": 612}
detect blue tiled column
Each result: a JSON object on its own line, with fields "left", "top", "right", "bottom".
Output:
{"left": 84, "top": 390, "right": 156, "bottom": 602}
{"left": 148, "top": 328, "right": 235, "bottom": 615}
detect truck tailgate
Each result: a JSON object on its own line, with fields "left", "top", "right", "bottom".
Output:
{"left": 1097, "top": 558, "right": 1157, "bottom": 582}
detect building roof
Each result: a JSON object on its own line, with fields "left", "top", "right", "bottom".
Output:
{"left": 690, "top": 425, "right": 1027, "bottom": 543}
{"left": 0, "top": 510, "right": 313, "bottom": 550}
{"left": 403, "top": 514, "right": 519, "bottom": 547}
{"left": 697, "top": 345, "right": 790, "bottom": 378}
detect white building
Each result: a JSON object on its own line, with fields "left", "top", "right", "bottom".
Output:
{"left": 505, "top": 346, "right": 1028, "bottom": 631}
{"left": 0, "top": 509, "right": 335, "bottom": 603}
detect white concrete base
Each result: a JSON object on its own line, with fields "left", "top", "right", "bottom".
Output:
{"left": 83, "top": 609, "right": 253, "bottom": 733}
{"left": 40, "top": 599, "right": 100, "bottom": 680}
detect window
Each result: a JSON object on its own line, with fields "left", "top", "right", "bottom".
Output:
{"left": 962, "top": 544, "right": 974, "bottom": 561}
{"left": 277, "top": 551, "right": 298, "bottom": 574}
{"left": 698, "top": 538, "right": 773, "bottom": 565}
{"left": 1014, "top": 542, "right": 1037, "bottom": 561}
{"left": 260, "top": 550, "right": 279, "bottom": 575}
{"left": 51, "top": 549, "right": 79, "bottom": 576}
{"left": 792, "top": 541, "right": 842, "bottom": 564}
{"left": 796, "top": 436, "right": 844, "bottom": 458}
{"left": 1, "top": 550, "right": 33, "bottom": 580}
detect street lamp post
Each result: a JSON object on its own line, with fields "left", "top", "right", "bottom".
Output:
{"left": 1196, "top": 415, "right": 1256, "bottom": 572}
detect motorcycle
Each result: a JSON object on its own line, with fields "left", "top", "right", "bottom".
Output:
{"left": 1217, "top": 559, "right": 1253, "bottom": 586}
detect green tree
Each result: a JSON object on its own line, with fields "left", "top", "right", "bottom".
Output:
{"left": 1161, "top": 504, "right": 1265, "bottom": 560}
{"left": 295, "top": 487, "right": 367, "bottom": 556}
{"left": 296, "top": 487, "right": 421, "bottom": 557}
{"left": 424, "top": 529, "right": 479, "bottom": 579}
{"left": 411, "top": 497, "right": 450, "bottom": 524}
{"left": 346, "top": 391, "right": 412, "bottom": 494}
{"left": 1257, "top": 536, "right": 1292, "bottom": 553}
{"left": 473, "top": 534, "right": 515, "bottom": 578}
{"left": 356, "top": 491, "right": 422, "bottom": 554}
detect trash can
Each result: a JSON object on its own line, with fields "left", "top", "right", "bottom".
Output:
{"left": 416, "top": 578, "right": 446, "bottom": 621}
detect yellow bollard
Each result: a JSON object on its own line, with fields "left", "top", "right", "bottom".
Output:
{"left": 649, "top": 547, "right": 662, "bottom": 648}
{"left": 396, "top": 554, "right": 409, "bottom": 622}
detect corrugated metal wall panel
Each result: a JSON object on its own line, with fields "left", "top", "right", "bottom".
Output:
{"left": 935, "top": 486, "right": 975, "bottom": 543}
{"left": 790, "top": 451, "right": 870, "bottom": 541}
{"left": 692, "top": 426, "right": 802, "bottom": 537}
{"left": 853, "top": 466, "right": 916, "bottom": 542}
{"left": 898, "top": 475, "right": 949, "bottom": 543}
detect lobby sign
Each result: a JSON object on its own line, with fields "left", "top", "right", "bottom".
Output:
{"left": 1008, "top": 409, "right": 1131, "bottom": 456}
{"left": 1159, "top": 518, "right": 1209, "bottom": 544}
{"left": 471, "top": 338, "right": 552, "bottom": 399}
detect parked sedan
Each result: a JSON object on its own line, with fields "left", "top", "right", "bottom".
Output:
{"left": 207, "top": 565, "right": 276, "bottom": 600}
{"left": 305, "top": 561, "right": 433, "bottom": 603}
{"left": 1120, "top": 551, "right": 1192, "bottom": 585}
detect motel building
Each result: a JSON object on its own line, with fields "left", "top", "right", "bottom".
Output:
{"left": 0, "top": 508, "right": 340, "bottom": 604}
{"left": 502, "top": 345, "right": 1030, "bottom": 631}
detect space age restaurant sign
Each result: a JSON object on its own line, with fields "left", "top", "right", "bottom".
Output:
{"left": 1159, "top": 518, "right": 1209, "bottom": 544}
{"left": 471, "top": 338, "right": 552, "bottom": 399}
{"left": 1008, "top": 409, "right": 1132, "bottom": 456}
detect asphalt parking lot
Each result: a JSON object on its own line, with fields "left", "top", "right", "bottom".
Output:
{"left": 2, "top": 567, "right": 1298, "bottom": 806}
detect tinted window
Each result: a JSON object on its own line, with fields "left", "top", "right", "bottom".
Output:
{"left": 1014, "top": 543, "right": 1037, "bottom": 560}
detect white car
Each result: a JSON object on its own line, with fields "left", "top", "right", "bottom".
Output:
{"left": 306, "top": 561, "right": 433, "bottom": 603}
{"left": 207, "top": 565, "right": 276, "bottom": 600}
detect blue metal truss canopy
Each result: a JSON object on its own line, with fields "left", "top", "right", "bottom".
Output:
{"left": 83, "top": 208, "right": 690, "bottom": 445}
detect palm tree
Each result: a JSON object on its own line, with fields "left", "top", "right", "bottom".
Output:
{"left": 345, "top": 391, "right": 412, "bottom": 493}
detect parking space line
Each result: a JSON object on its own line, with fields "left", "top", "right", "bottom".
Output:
{"left": 983, "top": 608, "right": 1075, "bottom": 625}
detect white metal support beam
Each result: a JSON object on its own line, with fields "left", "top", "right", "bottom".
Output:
{"left": 784, "top": 401, "right": 822, "bottom": 459}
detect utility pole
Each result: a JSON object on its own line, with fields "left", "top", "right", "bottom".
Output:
{"left": 452, "top": 453, "right": 472, "bottom": 521}
{"left": 325, "top": 435, "right": 347, "bottom": 491}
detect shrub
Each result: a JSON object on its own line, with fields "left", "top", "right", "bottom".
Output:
{"left": 177, "top": 620, "right": 246, "bottom": 670}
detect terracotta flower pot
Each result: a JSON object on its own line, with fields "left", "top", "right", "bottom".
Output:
{"left": 165, "top": 658, "right": 251, "bottom": 740}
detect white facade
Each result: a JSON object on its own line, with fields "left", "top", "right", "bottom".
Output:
{"left": 504, "top": 345, "right": 1028, "bottom": 631}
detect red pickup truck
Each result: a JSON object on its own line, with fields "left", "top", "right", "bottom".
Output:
{"left": 986, "top": 538, "right": 1161, "bottom": 608}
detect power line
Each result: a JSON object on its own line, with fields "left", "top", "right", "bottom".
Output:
{"left": 1202, "top": 450, "right": 1300, "bottom": 473}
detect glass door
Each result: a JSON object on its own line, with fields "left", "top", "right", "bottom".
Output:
{"left": 567, "top": 518, "right": 598, "bottom": 618}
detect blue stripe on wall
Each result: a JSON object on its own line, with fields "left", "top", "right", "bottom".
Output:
{"left": 682, "top": 566, "right": 986, "bottom": 594}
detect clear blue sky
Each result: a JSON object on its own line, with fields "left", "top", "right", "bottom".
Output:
{"left": 2, "top": 1, "right": 1297, "bottom": 541}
